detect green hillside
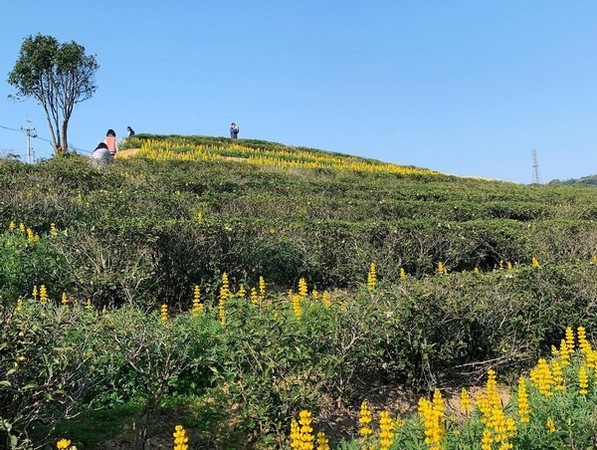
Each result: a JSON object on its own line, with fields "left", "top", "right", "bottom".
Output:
{"left": 1, "top": 135, "right": 596, "bottom": 449}
{"left": 1, "top": 134, "right": 595, "bottom": 306}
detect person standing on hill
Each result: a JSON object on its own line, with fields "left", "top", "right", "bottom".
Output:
{"left": 104, "top": 129, "right": 119, "bottom": 156}
{"left": 126, "top": 126, "right": 135, "bottom": 137}
{"left": 230, "top": 122, "right": 239, "bottom": 139}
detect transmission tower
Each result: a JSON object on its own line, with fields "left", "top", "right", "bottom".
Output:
{"left": 22, "top": 120, "right": 37, "bottom": 164}
{"left": 531, "top": 148, "right": 541, "bottom": 184}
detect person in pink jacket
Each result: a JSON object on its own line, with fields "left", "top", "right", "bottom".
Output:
{"left": 104, "top": 129, "right": 119, "bottom": 156}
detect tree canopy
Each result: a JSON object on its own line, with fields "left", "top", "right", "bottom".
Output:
{"left": 7, "top": 34, "right": 99, "bottom": 154}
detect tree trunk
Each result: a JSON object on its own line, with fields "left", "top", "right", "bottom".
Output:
{"left": 60, "top": 119, "right": 69, "bottom": 154}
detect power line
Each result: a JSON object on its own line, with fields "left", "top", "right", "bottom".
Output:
{"left": 0, "top": 121, "right": 91, "bottom": 155}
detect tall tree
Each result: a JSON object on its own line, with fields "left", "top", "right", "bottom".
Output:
{"left": 7, "top": 34, "right": 99, "bottom": 154}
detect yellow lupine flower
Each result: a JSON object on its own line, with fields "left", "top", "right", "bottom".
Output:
{"left": 460, "top": 387, "right": 472, "bottom": 416}
{"left": 316, "top": 431, "right": 329, "bottom": 450}
{"left": 546, "top": 418, "right": 557, "bottom": 433}
{"left": 9, "top": 221, "right": 16, "bottom": 231}
{"left": 160, "top": 304, "right": 168, "bottom": 323}
{"left": 517, "top": 377, "right": 531, "bottom": 424}
{"left": 577, "top": 326, "right": 591, "bottom": 355}
{"left": 259, "top": 275, "right": 266, "bottom": 298}
{"left": 531, "top": 256, "right": 540, "bottom": 268}
{"left": 291, "top": 294, "right": 303, "bottom": 321}
{"left": 192, "top": 285, "right": 203, "bottom": 317}
{"left": 250, "top": 287, "right": 259, "bottom": 306}
{"left": 290, "top": 419, "right": 301, "bottom": 449}
{"left": 56, "top": 439, "right": 71, "bottom": 449}
{"left": 16, "top": 298, "right": 23, "bottom": 313}
{"left": 173, "top": 424, "right": 189, "bottom": 450}
{"left": 399, "top": 267, "right": 406, "bottom": 280}
{"left": 322, "top": 291, "right": 331, "bottom": 308}
{"left": 481, "top": 428, "right": 493, "bottom": 450}
{"left": 565, "top": 326, "right": 575, "bottom": 352}
{"left": 378, "top": 410, "right": 394, "bottom": 450}
{"left": 39, "top": 285, "right": 48, "bottom": 304}
{"left": 298, "top": 410, "right": 314, "bottom": 450}
{"left": 61, "top": 292, "right": 68, "bottom": 306}
{"left": 219, "top": 273, "right": 229, "bottom": 325}
{"left": 579, "top": 365, "right": 589, "bottom": 395}
{"left": 550, "top": 359, "right": 564, "bottom": 391}
{"left": 367, "top": 262, "right": 376, "bottom": 292}
{"left": 298, "top": 278, "right": 308, "bottom": 299}
{"left": 358, "top": 400, "right": 373, "bottom": 438}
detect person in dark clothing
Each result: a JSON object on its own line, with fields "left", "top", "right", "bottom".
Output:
{"left": 230, "top": 122, "right": 239, "bottom": 139}
{"left": 126, "top": 126, "right": 135, "bottom": 137}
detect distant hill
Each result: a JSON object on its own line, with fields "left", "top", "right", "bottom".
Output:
{"left": 549, "top": 174, "right": 597, "bottom": 186}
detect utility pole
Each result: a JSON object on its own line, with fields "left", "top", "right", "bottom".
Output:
{"left": 531, "top": 148, "right": 541, "bottom": 184}
{"left": 22, "top": 120, "right": 37, "bottom": 164}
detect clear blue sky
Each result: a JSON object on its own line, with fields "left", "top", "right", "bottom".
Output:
{"left": 1, "top": 1, "right": 596, "bottom": 183}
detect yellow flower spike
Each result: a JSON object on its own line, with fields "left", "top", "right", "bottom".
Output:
{"left": 250, "top": 287, "right": 259, "bottom": 306}
{"left": 9, "top": 221, "right": 16, "bottom": 231}
{"left": 290, "top": 419, "right": 301, "bottom": 449}
{"left": 196, "top": 211, "right": 203, "bottom": 222}
{"left": 559, "top": 339, "right": 571, "bottom": 366}
{"left": 399, "top": 267, "right": 406, "bottom": 280}
{"left": 218, "top": 273, "right": 229, "bottom": 325}
{"left": 358, "top": 400, "right": 373, "bottom": 438}
{"left": 86, "top": 299, "right": 92, "bottom": 310}
{"left": 367, "top": 262, "right": 376, "bottom": 292}
{"left": 192, "top": 285, "right": 203, "bottom": 317}
{"left": 50, "top": 223, "right": 57, "bottom": 235}
{"left": 481, "top": 428, "right": 493, "bottom": 450}
{"left": 579, "top": 365, "right": 589, "bottom": 395}
{"left": 32, "top": 285, "right": 38, "bottom": 300}
{"left": 577, "top": 326, "right": 591, "bottom": 355}
{"left": 298, "top": 277, "right": 308, "bottom": 299}
{"left": 546, "top": 418, "right": 557, "bottom": 433}
{"left": 322, "top": 290, "right": 331, "bottom": 308}
{"left": 259, "top": 275, "right": 266, "bottom": 299}
{"left": 61, "top": 292, "right": 68, "bottom": 306}
{"left": 298, "top": 410, "right": 314, "bottom": 450}
{"left": 291, "top": 294, "right": 303, "bottom": 321}
{"left": 378, "top": 410, "right": 394, "bottom": 450}
{"left": 160, "top": 304, "right": 168, "bottom": 323}
{"left": 507, "top": 261, "right": 513, "bottom": 270}
{"left": 517, "top": 377, "right": 531, "bottom": 424}
{"left": 565, "top": 326, "right": 575, "bottom": 352}
{"left": 311, "top": 289, "right": 320, "bottom": 300}
{"left": 39, "top": 285, "right": 48, "bottom": 304}
{"left": 237, "top": 283, "right": 246, "bottom": 298}
{"left": 550, "top": 359, "right": 564, "bottom": 391}
{"left": 316, "top": 431, "right": 329, "bottom": 450}
{"left": 19, "top": 223, "right": 25, "bottom": 234}
{"left": 460, "top": 388, "right": 472, "bottom": 416}
{"left": 531, "top": 256, "right": 540, "bottom": 268}
{"left": 473, "top": 266, "right": 481, "bottom": 274}
{"left": 173, "top": 424, "right": 189, "bottom": 450}
{"left": 56, "top": 439, "right": 71, "bottom": 449}
{"left": 16, "top": 298, "right": 23, "bottom": 313}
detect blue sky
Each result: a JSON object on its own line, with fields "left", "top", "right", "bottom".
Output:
{"left": 1, "top": 1, "right": 596, "bottom": 183}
